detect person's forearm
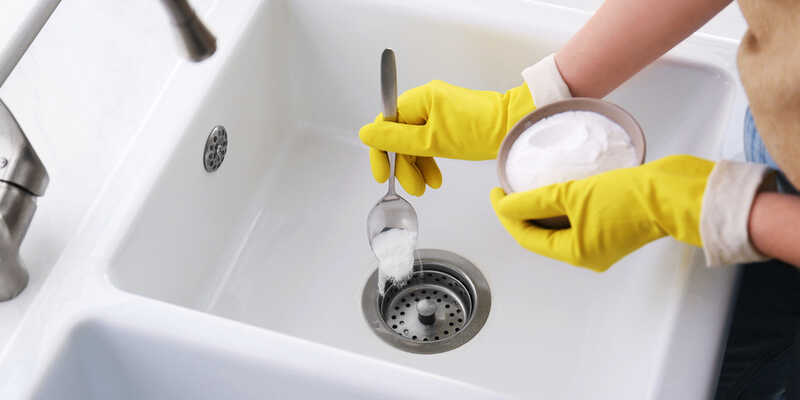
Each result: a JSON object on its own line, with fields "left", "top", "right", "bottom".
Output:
{"left": 555, "top": 0, "right": 732, "bottom": 98}
{"left": 748, "top": 192, "right": 800, "bottom": 267}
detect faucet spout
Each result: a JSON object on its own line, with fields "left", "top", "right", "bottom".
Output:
{"left": 161, "top": 0, "right": 217, "bottom": 62}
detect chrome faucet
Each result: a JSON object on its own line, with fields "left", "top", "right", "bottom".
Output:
{"left": 0, "top": 0, "right": 215, "bottom": 300}
{"left": 0, "top": 0, "right": 57, "bottom": 300}
{"left": 0, "top": 100, "right": 47, "bottom": 300}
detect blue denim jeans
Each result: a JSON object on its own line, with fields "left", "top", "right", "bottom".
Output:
{"left": 743, "top": 109, "right": 798, "bottom": 195}
{"left": 715, "top": 108, "right": 800, "bottom": 400}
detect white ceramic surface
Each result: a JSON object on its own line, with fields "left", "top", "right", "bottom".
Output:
{"left": 0, "top": 0, "right": 749, "bottom": 399}
{"left": 0, "top": 0, "right": 59, "bottom": 86}
{"left": 33, "top": 307, "right": 501, "bottom": 400}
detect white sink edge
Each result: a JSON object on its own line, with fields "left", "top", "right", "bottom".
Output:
{"left": 25, "top": 290, "right": 510, "bottom": 399}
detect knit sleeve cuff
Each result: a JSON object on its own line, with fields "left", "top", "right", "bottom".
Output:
{"left": 521, "top": 54, "right": 572, "bottom": 108}
{"left": 700, "top": 160, "right": 775, "bottom": 267}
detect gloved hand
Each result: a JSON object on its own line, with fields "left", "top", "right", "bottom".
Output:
{"left": 490, "top": 155, "right": 713, "bottom": 271}
{"left": 359, "top": 80, "right": 534, "bottom": 196}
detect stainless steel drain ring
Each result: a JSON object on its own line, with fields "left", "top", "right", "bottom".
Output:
{"left": 362, "top": 249, "right": 491, "bottom": 354}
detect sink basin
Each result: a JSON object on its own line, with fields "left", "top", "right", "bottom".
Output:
{"left": 32, "top": 311, "right": 501, "bottom": 399}
{"left": 17, "top": 0, "right": 743, "bottom": 398}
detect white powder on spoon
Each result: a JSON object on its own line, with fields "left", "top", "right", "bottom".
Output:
{"left": 505, "top": 110, "right": 637, "bottom": 192}
{"left": 372, "top": 228, "right": 417, "bottom": 295}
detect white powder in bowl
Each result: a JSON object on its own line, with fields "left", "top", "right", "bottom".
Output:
{"left": 372, "top": 228, "right": 417, "bottom": 295}
{"left": 505, "top": 110, "right": 637, "bottom": 192}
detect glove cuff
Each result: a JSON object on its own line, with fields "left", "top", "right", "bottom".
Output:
{"left": 700, "top": 160, "right": 775, "bottom": 267}
{"left": 521, "top": 54, "right": 572, "bottom": 108}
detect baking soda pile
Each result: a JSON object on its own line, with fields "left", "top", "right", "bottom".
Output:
{"left": 372, "top": 228, "right": 417, "bottom": 295}
{"left": 506, "top": 110, "right": 637, "bottom": 191}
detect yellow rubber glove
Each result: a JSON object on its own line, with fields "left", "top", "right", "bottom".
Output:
{"left": 359, "top": 80, "right": 534, "bottom": 196}
{"left": 490, "top": 155, "right": 714, "bottom": 271}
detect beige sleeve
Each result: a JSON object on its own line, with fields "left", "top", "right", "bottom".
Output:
{"left": 700, "top": 160, "right": 775, "bottom": 267}
{"left": 521, "top": 54, "right": 572, "bottom": 108}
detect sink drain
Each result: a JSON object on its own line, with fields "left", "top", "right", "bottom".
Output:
{"left": 362, "top": 249, "right": 490, "bottom": 354}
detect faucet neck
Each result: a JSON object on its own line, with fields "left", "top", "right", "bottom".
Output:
{"left": 0, "top": 100, "right": 48, "bottom": 197}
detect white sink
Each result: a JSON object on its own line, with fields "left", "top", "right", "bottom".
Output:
{"left": 0, "top": 0, "right": 747, "bottom": 399}
{"left": 32, "top": 310, "right": 500, "bottom": 400}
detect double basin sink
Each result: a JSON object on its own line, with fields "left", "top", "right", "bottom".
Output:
{"left": 0, "top": 0, "right": 747, "bottom": 398}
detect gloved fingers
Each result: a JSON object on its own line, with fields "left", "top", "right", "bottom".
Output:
{"left": 359, "top": 118, "right": 435, "bottom": 157}
{"left": 416, "top": 156, "right": 442, "bottom": 189}
{"left": 490, "top": 188, "right": 571, "bottom": 256}
{"left": 358, "top": 83, "right": 438, "bottom": 140}
{"left": 369, "top": 148, "right": 390, "bottom": 183}
{"left": 396, "top": 154, "right": 426, "bottom": 196}
{"left": 374, "top": 80, "right": 454, "bottom": 126}
{"left": 370, "top": 149, "right": 439, "bottom": 196}
{"left": 396, "top": 83, "right": 434, "bottom": 125}
{"left": 495, "top": 184, "right": 567, "bottom": 220}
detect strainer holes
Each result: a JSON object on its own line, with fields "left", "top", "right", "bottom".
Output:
{"left": 363, "top": 250, "right": 491, "bottom": 354}
{"left": 458, "top": 318, "right": 463, "bottom": 323}
{"left": 456, "top": 309, "right": 461, "bottom": 313}
{"left": 455, "top": 328, "right": 460, "bottom": 332}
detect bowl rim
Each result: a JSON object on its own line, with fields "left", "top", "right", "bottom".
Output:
{"left": 496, "top": 97, "right": 647, "bottom": 195}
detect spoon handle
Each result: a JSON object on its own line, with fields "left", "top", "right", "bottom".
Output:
{"left": 381, "top": 48, "right": 398, "bottom": 196}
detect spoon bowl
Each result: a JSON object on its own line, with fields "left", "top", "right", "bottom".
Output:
{"left": 367, "top": 193, "right": 418, "bottom": 251}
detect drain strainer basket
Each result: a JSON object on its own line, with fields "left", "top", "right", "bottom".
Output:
{"left": 362, "top": 249, "right": 491, "bottom": 354}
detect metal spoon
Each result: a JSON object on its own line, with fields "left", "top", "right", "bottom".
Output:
{"left": 366, "top": 49, "right": 419, "bottom": 251}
